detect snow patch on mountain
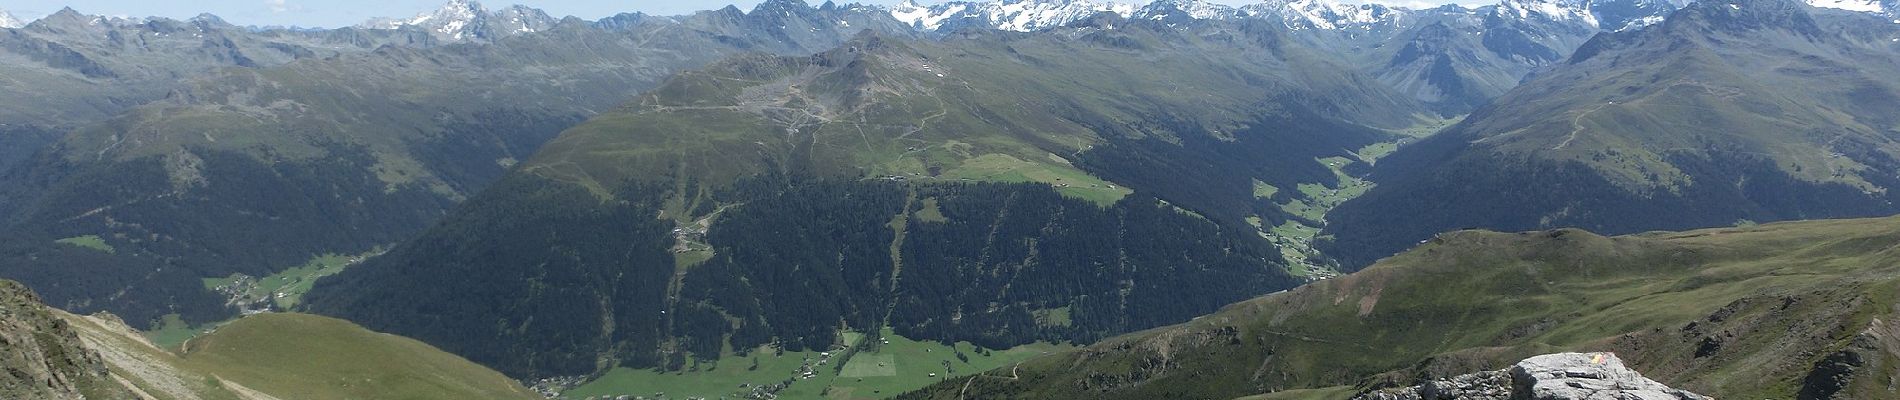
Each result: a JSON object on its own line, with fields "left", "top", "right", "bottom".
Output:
{"left": 1497, "top": 0, "right": 1600, "bottom": 27}
{"left": 362, "top": 0, "right": 480, "bottom": 38}
{"left": 891, "top": 1, "right": 968, "bottom": 29}
{"left": 359, "top": 0, "right": 555, "bottom": 41}
{"left": 1137, "top": 0, "right": 1245, "bottom": 20}
{"left": 886, "top": 0, "right": 1631, "bottom": 33}
{"left": 1620, "top": 14, "right": 1664, "bottom": 29}
{"left": 0, "top": 9, "right": 22, "bottom": 29}
{"left": 1803, "top": 0, "right": 1886, "bottom": 13}
{"left": 1241, "top": 0, "right": 1405, "bottom": 30}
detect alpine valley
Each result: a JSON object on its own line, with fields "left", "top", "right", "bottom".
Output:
{"left": 0, "top": 0, "right": 1895, "bottom": 399}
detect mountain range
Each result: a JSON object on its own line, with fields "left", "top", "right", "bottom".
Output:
{"left": 1, "top": 0, "right": 1900, "bottom": 398}
{"left": 0, "top": 8, "right": 438, "bottom": 174}
{"left": 0, "top": 0, "right": 914, "bottom": 334}
{"left": 341, "top": 0, "right": 1895, "bottom": 114}
{"left": 302, "top": 14, "right": 1422, "bottom": 377}
{"left": 358, "top": 0, "right": 560, "bottom": 42}
{"left": 297, "top": 0, "right": 1900, "bottom": 386}
{"left": 890, "top": 0, "right": 1677, "bottom": 112}
{"left": 1322, "top": 0, "right": 1900, "bottom": 268}
{"left": 0, "top": 0, "right": 1653, "bottom": 342}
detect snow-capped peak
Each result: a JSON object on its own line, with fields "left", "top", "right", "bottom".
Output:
{"left": 408, "top": 0, "right": 480, "bottom": 34}
{"left": 358, "top": 0, "right": 555, "bottom": 41}
{"left": 1802, "top": 0, "right": 1895, "bottom": 15}
{"left": 361, "top": 0, "right": 482, "bottom": 38}
{"left": 883, "top": 0, "right": 1694, "bottom": 34}
{"left": 889, "top": 0, "right": 955, "bottom": 30}
{"left": 889, "top": 0, "right": 1138, "bottom": 32}
{"left": 1496, "top": 0, "right": 1600, "bottom": 28}
{"left": 0, "top": 9, "right": 23, "bottom": 29}
{"left": 1241, "top": 0, "right": 1403, "bottom": 31}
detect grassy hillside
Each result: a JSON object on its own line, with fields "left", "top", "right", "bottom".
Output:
{"left": 179, "top": 313, "right": 541, "bottom": 400}
{"left": 904, "top": 215, "right": 1900, "bottom": 400}
{"left": 59, "top": 310, "right": 541, "bottom": 400}
{"left": 1323, "top": 0, "right": 1900, "bottom": 268}
{"left": 564, "top": 327, "right": 1072, "bottom": 400}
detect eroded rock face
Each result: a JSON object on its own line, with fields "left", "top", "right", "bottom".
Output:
{"left": 1356, "top": 352, "right": 1708, "bottom": 400}
{"left": 0, "top": 280, "right": 134, "bottom": 400}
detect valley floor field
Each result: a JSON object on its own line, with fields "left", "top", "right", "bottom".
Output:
{"left": 564, "top": 327, "right": 1071, "bottom": 400}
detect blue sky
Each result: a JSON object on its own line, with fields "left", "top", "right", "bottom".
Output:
{"left": 0, "top": 0, "right": 1465, "bottom": 28}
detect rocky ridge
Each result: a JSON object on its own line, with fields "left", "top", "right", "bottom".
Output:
{"left": 0, "top": 280, "right": 134, "bottom": 400}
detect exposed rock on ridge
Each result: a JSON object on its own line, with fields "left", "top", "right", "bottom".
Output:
{"left": 0, "top": 280, "right": 134, "bottom": 400}
{"left": 1356, "top": 353, "right": 1708, "bottom": 400}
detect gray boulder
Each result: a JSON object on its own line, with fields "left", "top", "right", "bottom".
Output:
{"left": 1511, "top": 353, "right": 1708, "bottom": 400}
{"left": 1354, "top": 352, "right": 1708, "bottom": 400}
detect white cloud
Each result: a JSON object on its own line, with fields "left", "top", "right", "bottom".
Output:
{"left": 267, "top": 0, "right": 292, "bottom": 13}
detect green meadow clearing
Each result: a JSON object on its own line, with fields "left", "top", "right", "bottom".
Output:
{"left": 565, "top": 328, "right": 1071, "bottom": 400}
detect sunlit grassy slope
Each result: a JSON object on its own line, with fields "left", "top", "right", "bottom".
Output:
{"left": 62, "top": 311, "right": 540, "bottom": 400}
{"left": 567, "top": 327, "right": 1072, "bottom": 400}
{"left": 907, "top": 215, "right": 1900, "bottom": 400}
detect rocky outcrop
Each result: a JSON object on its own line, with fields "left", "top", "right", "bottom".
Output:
{"left": 1356, "top": 353, "right": 1708, "bottom": 400}
{"left": 0, "top": 280, "right": 135, "bottom": 399}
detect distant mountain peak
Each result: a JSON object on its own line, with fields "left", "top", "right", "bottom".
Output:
{"left": 189, "top": 13, "right": 233, "bottom": 27}
{"left": 28, "top": 7, "right": 103, "bottom": 31}
{"left": 358, "top": 0, "right": 555, "bottom": 41}
{"left": 753, "top": 0, "right": 815, "bottom": 13}
{"left": 1495, "top": 0, "right": 1601, "bottom": 27}
{"left": 1663, "top": 0, "right": 1829, "bottom": 36}
{"left": 380, "top": 0, "right": 482, "bottom": 38}
{"left": 0, "top": 8, "right": 22, "bottom": 29}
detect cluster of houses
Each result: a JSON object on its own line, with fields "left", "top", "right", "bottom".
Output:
{"left": 670, "top": 226, "right": 708, "bottom": 254}
{"left": 794, "top": 351, "right": 839, "bottom": 380}
{"left": 528, "top": 375, "right": 586, "bottom": 398}
{"left": 208, "top": 274, "right": 277, "bottom": 315}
